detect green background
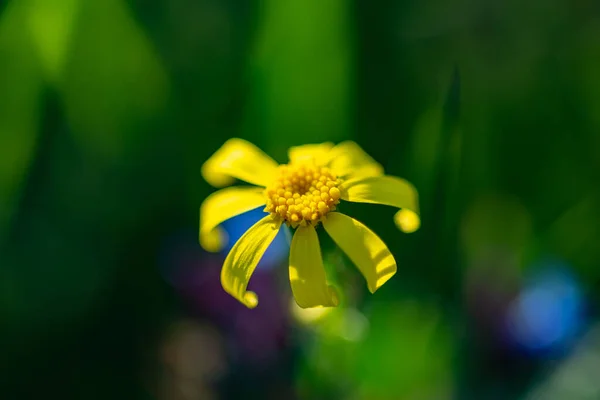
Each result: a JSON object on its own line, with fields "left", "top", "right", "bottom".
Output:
{"left": 2, "top": 0, "right": 599, "bottom": 399}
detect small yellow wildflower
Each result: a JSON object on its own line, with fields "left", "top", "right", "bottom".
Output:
{"left": 199, "top": 139, "right": 420, "bottom": 309}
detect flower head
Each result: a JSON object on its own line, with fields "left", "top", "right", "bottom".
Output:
{"left": 199, "top": 139, "right": 420, "bottom": 309}
{"left": 264, "top": 162, "right": 342, "bottom": 227}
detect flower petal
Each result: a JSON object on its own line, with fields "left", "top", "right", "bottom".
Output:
{"left": 323, "top": 212, "right": 396, "bottom": 293}
{"left": 394, "top": 208, "right": 421, "bottom": 234}
{"left": 288, "top": 142, "right": 334, "bottom": 165}
{"left": 289, "top": 225, "right": 339, "bottom": 308}
{"left": 201, "top": 138, "right": 279, "bottom": 187}
{"left": 221, "top": 215, "right": 282, "bottom": 308}
{"left": 341, "top": 175, "right": 421, "bottom": 233}
{"left": 327, "top": 141, "right": 384, "bottom": 178}
{"left": 199, "top": 186, "right": 266, "bottom": 252}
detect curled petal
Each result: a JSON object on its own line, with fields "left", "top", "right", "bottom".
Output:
{"left": 394, "top": 209, "right": 421, "bottom": 234}
{"left": 199, "top": 187, "right": 266, "bottom": 252}
{"left": 323, "top": 212, "right": 396, "bottom": 293}
{"left": 201, "top": 138, "right": 279, "bottom": 187}
{"left": 341, "top": 175, "right": 420, "bottom": 233}
{"left": 327, "top": 141, "right": 384, "bottom": 178}
{"left": 289, "top": 225, "right": 339, "bottom": 308}
{"left": 221, "top": 216, "right": 282, "bottom": 308}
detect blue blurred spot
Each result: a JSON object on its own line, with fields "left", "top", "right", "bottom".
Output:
{"left": 220, "top": 207, "right": 290, "bottom": 270}
{"left": 506, "top": 260, "right": 585, "bottom": 354}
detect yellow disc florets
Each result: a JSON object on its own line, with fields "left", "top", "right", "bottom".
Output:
{"left": 264, "top": 162, "right": 342, "bottom": 228}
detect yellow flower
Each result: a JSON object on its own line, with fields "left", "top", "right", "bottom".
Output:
{"left": 199, "top": 139, "right": 420, "bottom": 309}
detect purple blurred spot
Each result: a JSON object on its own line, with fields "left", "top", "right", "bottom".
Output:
{"left": 158, "top": 228, "right": 289, "bottom": 367}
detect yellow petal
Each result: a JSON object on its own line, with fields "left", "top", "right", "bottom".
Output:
{"left": 341, "top": 175, "right": 421, "bottom": 233}
{"left": 288, "top": 142, "right": 334, "bottom": 165}
{"left": 290, "top": 299, "right": 335, "bottom": 324}
{"left": 289, "top": 225, "right": 339, "bottom": 308}
{"left": 394, "top": 209, "right": 421, "bottom": 234}
{"left": 323, "top": 212, "right": 396, "bottom": 293}
{"left": 199, "top": 186, "right": 266, "bottom": 252}
{"left": 327, "top": 141, "right": 384, "bottom": 178}
{"left": 201, "top": 138, "right": 279, "bottom": 187}
{"left": 221, "top": 215, "right": 282, "bottom": 308}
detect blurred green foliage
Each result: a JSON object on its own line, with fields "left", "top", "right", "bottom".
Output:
{"left": 1, "top": 0, "right": 600, "bottom": 399}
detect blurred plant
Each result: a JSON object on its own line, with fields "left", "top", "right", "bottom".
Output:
{"left": 242, "top": 0, "right": 352, "bottom": 156}
{"left": 0, "top": 0, "right": 43, "bottom": 245}
{"left": 1, "top": 0, "right": 171, "bottom": 328}
{"left": 198, "top": 138, "right": 420, "bottom": 309}
{"left": 539, "top": 193, "right": 600, "bottom": 282}
{"left": 294, "top": 300, "right": 454, "bottom": 400}
{"left": 290, "top": 300, "right": 368, "bottom": 343}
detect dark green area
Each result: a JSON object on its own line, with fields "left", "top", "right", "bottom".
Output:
{"left": 2, "top": 0, "right": 599, "bottom": 399}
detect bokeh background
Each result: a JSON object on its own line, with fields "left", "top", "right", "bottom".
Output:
{"left": 2, "top": 0, "right": 600, "bottom": 399}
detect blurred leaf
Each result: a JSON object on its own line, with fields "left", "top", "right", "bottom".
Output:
{"left": 352, "top": 301, "right": 454, "bottom": 399}
{"left": 26, "top": 0, "right": 80, "bottom": 83}
{"left": 245, "top": 0, "right": 351, "bottom": 158}
{"left": 542, "top": 193, "right": 600, "bottom": 279}
{"left": 573, "top": 21, "right": 600, "bottom": 163}
{"left": 407, "top": 107, "right": 442, "bottom": 206}
{"left": 60, "top": 0, "right": 168, "bottom": 158}
{"left": 296, "top": 301, "right": 454, "bottom": 399}
{"left": 0, "top": 1, "right": 43, "bottom": 244}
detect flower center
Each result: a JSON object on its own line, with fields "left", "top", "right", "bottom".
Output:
{"left": 264, "top": 162, "right": 342, "bottom": 228}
